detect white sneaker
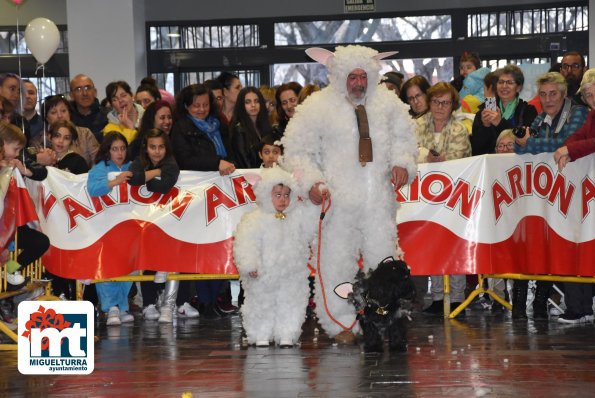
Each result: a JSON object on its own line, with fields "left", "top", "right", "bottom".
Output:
{"left": 256, "top": 340, "right": 269, "bottom": 347}
{"left": 158, "top": 306, "right": 173, "bottom": 323}
{"left": 142, "top": 304, "right": 160, "bottom": 320}
{"left": 583, "top": 314, "right": 594, "bottom": 323}
{"left": 154, "top": 272, "right": 168, "bottom": 283}
{"left": 120, "top": 311, "right": 134, "bottom": 323}
{"left": 6, "top": 272, "right": 25, "bottom": 286}
{"left": 106, "top": 306, "right": 121, "bottom": 326}
{"left": 177, "top": 302, "right": 199, "bottom": 318}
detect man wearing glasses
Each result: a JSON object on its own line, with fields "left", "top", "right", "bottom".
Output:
{"left": 69, "top": 74, "right": 109, "bottom": 143}
{"left": 560, "top": 51, "right": 587, "bottom": 106}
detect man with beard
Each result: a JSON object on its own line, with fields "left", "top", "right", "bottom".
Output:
{"left": 560, "top": 51, "right": 587, "bottom": 106}
{"left": 281, "top": 45, "right": 417, "bottom": 343}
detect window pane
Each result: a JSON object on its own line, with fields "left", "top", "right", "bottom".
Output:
{"left": 274, "top": 15, "right": 451, "bottom": 46}
{"left": 150, "top": 24, "right": 259, "bottom": 50}
{"left": 272, "top": 57, "right": 453, "bottom": 87}
{"left": 20, "top": 76, "right": 69, "bottom": 112}
{"left": 468, "top": 5, "right": 588, "bottom": 37}
{"left": 153, "top": 73, "right": 175, "bottom": 96}
{"left": 0, "top": 30, "right": 68, "bottom": 55}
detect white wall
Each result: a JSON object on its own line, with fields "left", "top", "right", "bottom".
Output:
{"left": 66, "top": 0, "right": 146, "bottom": 97}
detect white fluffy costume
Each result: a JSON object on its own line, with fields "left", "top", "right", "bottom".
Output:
{"left": 281, "top": 45, "right": 418, "bottom": 338}
{"left": 233, "top": 167, "right": 318, "bottom": 345}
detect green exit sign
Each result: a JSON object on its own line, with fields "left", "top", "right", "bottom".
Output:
{"left": 345, "top": 0, "right": 375, "bottom": 13}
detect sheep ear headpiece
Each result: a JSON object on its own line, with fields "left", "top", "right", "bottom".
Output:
{"left": 305, "top": 47, "right": 398, "bottom": 66}
{"left": 306, "top": 45, "right": 398, "bottom": 95}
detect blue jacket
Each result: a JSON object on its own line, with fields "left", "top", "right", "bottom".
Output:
{"left": 87, "top": 160, "right": 130, "bottom": 197}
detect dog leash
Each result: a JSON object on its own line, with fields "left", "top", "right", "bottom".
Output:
{"left": 316, "top": 193, "right": 360, "bottom": 331}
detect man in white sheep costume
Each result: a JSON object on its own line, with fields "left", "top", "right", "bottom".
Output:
{"left": 233, "top": 166, "right": 318, "bottom": 347}
{"left": 281, "top": 45, "right": 418, "bottom": 342}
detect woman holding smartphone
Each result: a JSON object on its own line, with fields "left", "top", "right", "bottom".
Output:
{"left": 471, "top": 64, "right": 537, "bottom": 155}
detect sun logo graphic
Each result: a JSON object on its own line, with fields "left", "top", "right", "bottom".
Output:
{"left": 18, "top": 301, "right": 94, "bottom": 375}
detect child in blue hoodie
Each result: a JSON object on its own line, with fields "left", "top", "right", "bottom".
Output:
{"left": 87, "top": 131, "right": 133, "bottom": 326}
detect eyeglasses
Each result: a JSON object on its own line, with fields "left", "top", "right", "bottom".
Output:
{"left": 72, "top": 85, "right": 95, "bottom": 94}
{"left": 430, "top": 99, "right": 453, "bottom": 108}
{"left": 561, "top": 63, "right": 582, "bottom": 71}
{"left": 497, "top": 142, "right": 514, "bottom": 150}
{"left": 497, "top": 79, "right": 516, "bottom": 86}
{"left": 407, "top": 93, "right": 425, "bottom": 103}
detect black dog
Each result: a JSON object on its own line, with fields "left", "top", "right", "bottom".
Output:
{"left": 348, "top": 257, "right": 416, "bottom": 353}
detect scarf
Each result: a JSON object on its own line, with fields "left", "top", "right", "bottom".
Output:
{"left": 187, "top": 114, "right": 227, "bottom": 158}
{"left": 499, "top": 96, "right": 519, "bottom": 121}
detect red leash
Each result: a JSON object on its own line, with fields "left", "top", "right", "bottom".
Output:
{"left": 316, "top": 193, "right": 359, "bottom": 331}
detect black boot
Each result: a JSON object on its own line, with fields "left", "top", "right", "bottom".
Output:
{"left": 532, "top": 281, "right": 552, "bottom": 320}
{"left": 512, "top": 281, "right": 528, "bottom": 319}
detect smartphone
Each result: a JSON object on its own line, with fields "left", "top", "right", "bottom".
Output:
{"left": 429, "top": 149, "right": 440, "bottom": 156}
{"left": 485, "top": 97, "right": 497, "bottom": 111}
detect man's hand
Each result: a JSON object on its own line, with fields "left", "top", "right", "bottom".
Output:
{"left": 554, "top": 146, "right": 571, "bottom": 171}
{"left": 391, "top": 166, "right": 408, "bottom": 189}
{"left": 309, "top": 182, "right": 329, "bottom": 205}
{"left": 514, "top": 128, "right": 530, "bottom": 148}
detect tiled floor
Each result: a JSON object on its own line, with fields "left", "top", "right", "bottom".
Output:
{"left": 2, "top": 307, "right": 595, "bottom": 397}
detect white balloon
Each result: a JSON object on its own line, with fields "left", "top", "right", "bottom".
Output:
{"left": 24, "top": 17, "right": 60, "bottom": 65}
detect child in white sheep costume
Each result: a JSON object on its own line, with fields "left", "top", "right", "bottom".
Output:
{"left": 233, "top": 166, "right": 318, "bottom": 347}
{"left": 280, "top": 45, "right": 418, "bottom": 340}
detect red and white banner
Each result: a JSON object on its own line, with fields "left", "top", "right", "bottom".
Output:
{"left": 23, "top": 153, "right": 595, "bottom": 279}
{"left": 1, "top": 167, "right": 39, "bottom": 253}
{"left": 397, "top": 153, "right": 595, "bottom": 276}
{"left": 27, "top": 169, "right": 258, "bottom": 279}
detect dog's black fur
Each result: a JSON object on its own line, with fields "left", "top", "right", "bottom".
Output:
{"left": 349, "top": 257, "right": 416, "bottom": 353}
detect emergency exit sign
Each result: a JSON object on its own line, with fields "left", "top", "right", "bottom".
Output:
{"left": 345, "top": 0, "right": 375, "bottom": 13}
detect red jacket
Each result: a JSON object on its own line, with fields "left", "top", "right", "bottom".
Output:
{"left": 565, "top": 108, "right": 595, "bottom": 161}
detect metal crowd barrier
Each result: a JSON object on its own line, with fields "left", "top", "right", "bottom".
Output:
{"left": 444, "top": 273, "right": 595, "bottom": 319}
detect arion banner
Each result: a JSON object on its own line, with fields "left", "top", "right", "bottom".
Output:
{"left": 397, "top": 153, "right": 595, "bottom": 276}
{"left": 1, "top": 167, "right": 39, "bottom": 253}
{"left": 22, "top": 153, "right": 595, "bottom": 279}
